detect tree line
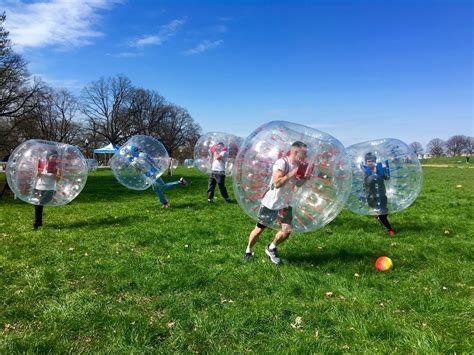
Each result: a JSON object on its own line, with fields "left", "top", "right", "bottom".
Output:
{"left": 0, "top": 13, "right": 201, "bottom": 162}
{"left": 409, "top": 135, "right": 473, "bottom": 158}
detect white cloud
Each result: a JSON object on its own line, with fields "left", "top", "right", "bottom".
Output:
{"left": 32, "top": 73, "right": 84, "bottom": 91}
{"left": 129, "top": 19, "right": 185, "bottom": 48}
{"left": 106, "top": 51, "right": 144, "bottom": 58}
{"left": 3, "top": 0, "right": 120, "bottom": 51}
{"left": 184, "top": 39, "right": 223, "bottom": 55}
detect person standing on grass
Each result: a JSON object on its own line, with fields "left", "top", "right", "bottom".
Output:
{"left": 152, "top": 176, "right": 188, "bottom": 208}
{"left": 207, "top": 142, "right": 231, "bottom": 203}
{"left": 244, "top": 141, "right": 310, "bottom": 265}
{"left": 33, "top": 150, "right": 59, "bottom": 230}
{"left": 361, "top": 152, "right": 395, "bottom": 235}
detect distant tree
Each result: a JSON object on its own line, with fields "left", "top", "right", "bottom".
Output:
{"left": 409, "top": 141, "right": 423, "bottom": 155}
{"left": 127, "top": 87, "right": 169, "bottom": 136}
{"left": 445, "top": 135, "right": 469, "bottom": 156}
{"left": 157, "top": 104, "right": 201, "bottom": 157}
{"left": 0, "top": 12, "right": 42, "bottom": 153}
{"left": 81, "top": 75, "right": 133, "bottom": 145}
{"left": 427, "top": 138, "right": 445, "bottom": 157}
{"left": 464, "top": 137, "right": 474, "bottom": 156}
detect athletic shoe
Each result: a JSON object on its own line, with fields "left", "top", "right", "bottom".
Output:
{"left": 225, "top": 198, "right": 232, "bottom": 203}
{"left": 208, "top": 199, "right": 213, "bottom": 203}
{"left": 162, "top": 203, "right": 170, "bottom": 208}
{"left": 243, "top": 252, "right": 253, "bottom": 262}
{"left": 388, "top": 229, "right": 396, "bottom": 236}
{"left": 179, "top": 177, "right": 188, "bottom": 185}
{"left": 265, "top": 245, "right": 281, "bottom": 265}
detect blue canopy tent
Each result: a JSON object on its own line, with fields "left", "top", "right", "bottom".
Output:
{"left": 93, "top": 143, "right": 120, "bottom": 166}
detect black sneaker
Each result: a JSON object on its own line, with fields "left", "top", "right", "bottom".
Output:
{"left": 243, "top": 252, "right": 253, "bottom": 262}
{"left": 208, "top": 199, "right": 213, "bottom": 203}
{"left": 225, "top": 198, "right": 232, "bottom": 203}
{"left": 265, "top": 245, "right": 281, "bottom": 265}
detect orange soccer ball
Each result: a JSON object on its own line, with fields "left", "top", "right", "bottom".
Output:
{"left": 375, "top": 256, "right": 393, "bottom": 272}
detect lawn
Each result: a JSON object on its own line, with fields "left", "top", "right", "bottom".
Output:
{"left": 0, "top": 166, "right": 472, "bottom": 352}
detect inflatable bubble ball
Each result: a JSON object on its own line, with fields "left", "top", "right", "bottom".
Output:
{"left": 345, "top": 138, "right": 423, "bottom": 215}
{"left": 232, "top": 121, "right": 352, "bottom": 233}
{"left": 110, "top": 135, "right": 169, "bottom": 190}
{"left": 193, "top": 132, "right": 241, "bottom": 175}
{"left": 6, "top": 139, "right": 88, "bottom": 206}
{"left": 87, "top": 158, "right": 99, "bottom": 172}
{"left": 184, "top": 159, "right": 194, "bottom": 168}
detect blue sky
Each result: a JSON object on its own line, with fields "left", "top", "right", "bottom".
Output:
{"left": 2, "top": 0, "right": 472, "bottom": 147}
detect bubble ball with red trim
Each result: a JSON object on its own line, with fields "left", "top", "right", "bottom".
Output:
{"left": 6, "top": 139, "right": 88, "bottom": 206}
{"left": 345, "top": 138, "right": 423, "bottom": 215}
{"left": 232, "top": 121, "right": 352, "bottom": 233}
{"left": 193, "top": 132, "right": 241, "bottom": 175}
{"left": 110, "top": 135, "right": 169, "bottom": 190}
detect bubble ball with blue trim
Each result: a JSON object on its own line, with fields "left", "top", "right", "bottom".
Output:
{"left": 345, "top": 138, "right": 423, "bottom": 215}
{"left": 110, "top": 135, "right": 169, "bottom": 190}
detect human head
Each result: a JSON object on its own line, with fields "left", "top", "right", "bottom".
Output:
{"left": 290, "top": 141, "right": 307, "bottom": 161}
{"left": 47, "top": 150, "right": 58, "bottom": 160}
{"left": 365, "top": 152, "right": 376, "bottom": 166}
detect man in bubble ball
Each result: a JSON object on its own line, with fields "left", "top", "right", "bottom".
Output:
{"left": 361, "top": 152, "right": 395, "bottom": 235}
{"left": 33, "top": 150, "right": 60, "bottom": 229}
{"left": 126, "top": 145, "right": 159, "bottom": 182}
{"left": 207, "top": 142, "right": 231, "bottom": 203}
{"left": 244, "top": 141, "right": 310, "bottom": 265}
{"left": 152, "top": 176, "right": 188, "bottom": 209}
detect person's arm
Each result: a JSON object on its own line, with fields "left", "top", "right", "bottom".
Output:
{"left": 273, "top": 168, "right": 297, "bottom": 188}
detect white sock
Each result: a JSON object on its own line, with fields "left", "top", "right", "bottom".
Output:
{"left": 269, "top": 243, "right": 277, "bottom": 250}
{"left": 246, "top": 247, "right": 252, "bottom": 254}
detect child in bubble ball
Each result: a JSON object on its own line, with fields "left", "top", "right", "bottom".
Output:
{"left": 361, "top": 152, "right": 395, "bottom": 235}
{"left": 244, "top": 141, "right": 310, "bottom": 265}
{"left": 33, "top": 150, "right": 60, "bottom": 229}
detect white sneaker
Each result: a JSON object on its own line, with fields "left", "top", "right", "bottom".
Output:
{"left": 265, "top": 245, "right": 281, "bottom": 265}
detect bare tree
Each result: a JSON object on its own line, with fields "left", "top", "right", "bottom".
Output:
{"left": 0, "top": 12, "right": 42, "bottom": 153}
{"left": 464, "top": 137, "right": 474, "bottom": 156}
{"left": 409, "top": 141, "right": 423, "bottom": 155}
{"left": 81, "top": 75, "right": 133, "bottom": 145}
{"left": 127, "top": 87, "right": 168, "bottom": 135}
{"left": 445, "top": 135, "right": 469, "bottom": 156}
{"left": 427, "top": 138, "right": 445, "bottom": 157}
{"left": 157, "top": 104, "right": 201, "bottom": 157}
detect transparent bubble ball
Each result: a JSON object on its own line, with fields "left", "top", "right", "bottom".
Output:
{"left": 87, "top": 158, "right": 98, "bottom": 172}
{"left": 345, "top": 138, "right": 423, "bottom": 215}
{"left": 232, "top": 121, "right": 352, "bottom": 233}
{"left": 110, "top": 135, "right": 169, "bottom": 190}
{"left": 184, "top": 159, "right": 194, "bottom": 168}
{"left": 193, "top": 132, "right": 240, "bottom": 175}
{"left": 6, "top": 139, "right": 88, "bottom": 206}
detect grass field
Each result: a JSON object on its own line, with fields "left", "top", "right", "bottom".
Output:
{"left": 420, "top": 156, "right": 471, "bottom": 166}
{"left": 0, "top": 166, "right": 472, "bottom": 352}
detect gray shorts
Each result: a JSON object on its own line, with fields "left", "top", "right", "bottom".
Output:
{"left": 257, "top": 205, "right": 293, "bottom": 228}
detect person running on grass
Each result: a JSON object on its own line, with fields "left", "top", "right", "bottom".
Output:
{"left": 207, "top": 142, "right": 231, "bottom": 203}
{"left": 361, "top": 152, "right": 395, "bottom": 235}
{"left": 244, "top": 141, "right": 311, "bottom": 265}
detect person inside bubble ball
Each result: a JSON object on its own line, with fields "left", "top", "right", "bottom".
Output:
{"left": 32, "top": 150, "right": 60, "bottom": 229}
{"left": 361, "top": 152, "right": 395, "bottom": 235}
{"left": 125, "top": 144, "right": 159, "bottom": 180}
{"left": 152, "top": 176, "right": 188, "bottom": 209}
{"left": 207, "top": 142, "right": 231, "bottom": 203}
{"left": 244, "top": 141, "right": 310, "bottom": 265}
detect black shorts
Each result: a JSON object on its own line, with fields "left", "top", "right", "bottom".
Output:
{"left": 256, "top": 205, "right": 293, "bottom": 229}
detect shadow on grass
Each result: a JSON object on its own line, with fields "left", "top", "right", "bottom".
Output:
{"left": 48, "top": 215, "right": 148, "bottom": 230}
{"left": 285, "top": 248, "right": 378, "bottom": 267}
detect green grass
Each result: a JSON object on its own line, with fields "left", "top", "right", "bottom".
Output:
{"left": 420, "top": 156, "right": 471, "bottom": 165}
{"left": 0, "top": 167, "right": 473, "bottom": 352}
